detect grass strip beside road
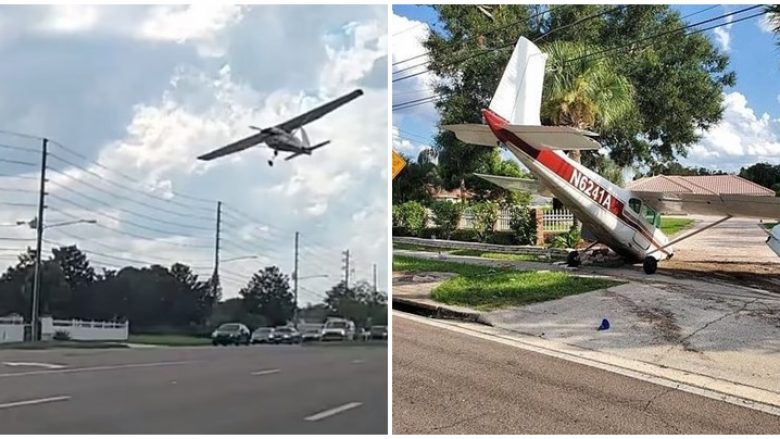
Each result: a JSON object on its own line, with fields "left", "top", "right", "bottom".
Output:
{"left": 127, "top": 334, "right": 211, "bottom": 346}
{"left": 659, "top": 217, "right": 694, "bottom": 236}
{"left": 394, "top": 255, "right": 622, "bottom": 311}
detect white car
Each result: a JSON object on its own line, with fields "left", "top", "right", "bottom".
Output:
{"left": 321, "top": 319, "right": 355, "bottom": 341}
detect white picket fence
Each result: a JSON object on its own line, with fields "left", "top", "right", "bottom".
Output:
{"left": 42, "top": 317, "right": 129, "bottom": 341}
{"left": 0, "top": 316, "right": 25, "bottom": 344}
{"left": 428, "top": 207, "right": 573, "bottom": 233}
{"left": 542, "top": 209, "right": 575, "bottom": 233}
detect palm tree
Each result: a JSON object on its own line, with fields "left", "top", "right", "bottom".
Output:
{"left": 767, "top": 5, "right": 780, "bottom": 48}
{"left": 540, "top": 41, "right": 635, "bottom": 237}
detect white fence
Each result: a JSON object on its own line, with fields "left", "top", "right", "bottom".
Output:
{"left": 542, "top": 209, "right": 575, "bottom": 233}
{"left": 428, "top": 207, "right": 573, "bottom": 233}
{"left": 41, "top": 317, "right": 129, "bottom": 341}
{"left": 0, "top": 316, "right": 25, "bottom": 344}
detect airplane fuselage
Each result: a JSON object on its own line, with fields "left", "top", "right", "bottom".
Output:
{"left": 482, "top": 108, "right": 673, "bottom": 263}
{"left": 264, "top": 127, "right": 306, "bottom": 153}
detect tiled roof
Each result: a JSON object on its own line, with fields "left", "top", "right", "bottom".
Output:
{"left": 628, "top": 175, "right": 775, "bottom": 196}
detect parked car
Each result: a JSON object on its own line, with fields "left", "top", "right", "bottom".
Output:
{"left": 274, "top": 326, "right": 302, "bottom": 344}
{"left": 211, "top": 323, "right": 250, "bottom": 346}
{"left": 321, "top": 318, "right": 355, "bottom": 341}
{"left": 370, "top": 325, "right": 387, "bottom": 340}
{"left": 301, "top": 325, "right": 323, "bottom": 342}
{"left": 251, "top": 327, "right": 276, "bottom": 344}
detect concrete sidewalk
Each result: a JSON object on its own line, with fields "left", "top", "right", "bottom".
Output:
{"left": 393, "top": 250, "right": 780, "bottom": 411}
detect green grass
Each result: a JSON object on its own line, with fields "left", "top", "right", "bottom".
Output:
{"left": 128, "top": 334, "right": 211, "bottom": 346}
{"left": 394, "top": 255, "right": 622, "bottom": 311}
{"left": 762, "top": 222, "right": 778, "bottom": 230}
{"left": 450, "top": 249, "right": 563, "bottom": 262}
{"left": 659, "top": 217, "right": 694, "bottom": 236}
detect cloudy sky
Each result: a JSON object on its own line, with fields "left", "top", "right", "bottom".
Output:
{"left": 0, "top": 5, "right": 388, "bottom": 302}
{"left": 393, "top": 5, "right": 780, "bottom": 174}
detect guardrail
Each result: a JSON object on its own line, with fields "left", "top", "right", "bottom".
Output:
{"left": 393, "top": 236, "right": 569, "bottom": 257}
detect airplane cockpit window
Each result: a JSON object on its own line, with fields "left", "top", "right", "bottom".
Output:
{"left": 628, "top": 198, "right": 642, "bottom": 214}
{"left": 642, "top": 205, "right": 658, "bottom": 227}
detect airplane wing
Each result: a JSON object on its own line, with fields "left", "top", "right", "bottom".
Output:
{"left": 473, "top": 173, "right": 554, "bottom": 197}
{"left": 634, "top": 191, "right": 780, "bottom": 219}
{"left": 277, "top": 89, "right": 364, "bottom": 132}
{"left": 442, "top": 124, "right": 601, "bottom": 150}
{"left": 197, "top": 131, "right": 271, "bottom": 161}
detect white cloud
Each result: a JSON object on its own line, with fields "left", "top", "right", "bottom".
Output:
{"left": 713, "top": 11, "right": 733, "bottom": 52}
{"left": 38, "top": 5, "right": 100, "bottom": 33}
{"left": 0, "top": 6, "right": 388, "bottom": 296}
{"left": 392, "top": 125, "right": 431, "bottom": 160}
{"left": 685, "top": 92, "right": 780, "bottom": 171}
{"left": 137, "top": 5, "right": 245, "bottom": 57}
{"left": 392, "top": 13, "right": 438, "bottom": 122}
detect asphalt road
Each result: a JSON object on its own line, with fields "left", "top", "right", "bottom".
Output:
{"left": 393, "top": 314, "right": 780, "bottom": 434}
{"left": 0, "top": 342, "right": 387, "bottom": 434}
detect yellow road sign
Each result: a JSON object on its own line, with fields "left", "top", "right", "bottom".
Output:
{"left": 392, "top": 150, "right": 406, "bottom": 180}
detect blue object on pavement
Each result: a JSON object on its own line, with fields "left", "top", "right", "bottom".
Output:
{"left": 598, "top": 318, "right": 610, "bottom": 331}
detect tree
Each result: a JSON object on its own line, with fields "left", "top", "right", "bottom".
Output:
{"left": 392, "top": 150, "right": 441, "bottom": 205}
{"left": 430, "top": 200, "right": 463, "bottom": 239}
{"left": 767, "top": 5, "right": 780, "bottom": 50}
{"left": 323, "top": 281, "right": 387, "bottom": 328}
{"left": 239, "top": 266, "right": 294, "bottom": 327}
{"left": 471, "top": 200, "right": 499, "bottom": 242}
{"left": 422, "top": 5, "right": 733, "bottom": 175}
{"left": 51, "top": 245, "right": 95, "bottom": 318}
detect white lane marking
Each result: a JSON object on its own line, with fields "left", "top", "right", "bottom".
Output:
{"left": 3, "top": 362, "right": 65, "bottom": 369}
{"left": 304, "top": 402, "right": 363, "bottom": 421}
{"left": 0, "top": 396, "right": 71, "bottom": 410}
{"left": 0, "top": 361, "right": 194, "bottom": 379}
{"left": 250, "top": 369, "right": 280, "bottom": 376}
{"left": 351, "top": 359, "right": 365, "bottom": 364}
{"left": 395, "top": 311, "right": 780, "bottom": 417}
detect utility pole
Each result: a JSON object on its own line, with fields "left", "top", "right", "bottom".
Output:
{"left": 212, "top": 201, "right": 222, "bottom": 301}
{"left": 293, "top": 231, "right": 299, "bottom": 328}
{"left": 373, "top": 263, "right": 377, "bottom": 293}
{"left": 342, "top": 249, "right": 350, "bottom": 288}
{"left": 30, "top": 138, "right": 47, "bottom": 342}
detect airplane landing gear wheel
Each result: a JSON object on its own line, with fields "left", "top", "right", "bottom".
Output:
{"left": 274, "top": 149, "right": 279, "bottom": 157}
{"left": 268, "top": 160, "right": 274, "bottom": 167}
{"left": 643, "top": 256, "right": 658, "bottom": 274}
{"left": 566, "top": 251, "right": 581, "bottom": 267}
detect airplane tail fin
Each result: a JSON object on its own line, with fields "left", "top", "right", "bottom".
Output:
{"left": 301, "top": 127, "right": 311, "bottom": 147}
{"left": 488, "top": 37, "right": 547, "bottom": 126}
{"left": 284, "top": 141, "right": 330, "bottom": 161}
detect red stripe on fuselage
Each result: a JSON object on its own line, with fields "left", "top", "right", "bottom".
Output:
{"left": 481, "top": 108, "right": 670, "bottom": 258}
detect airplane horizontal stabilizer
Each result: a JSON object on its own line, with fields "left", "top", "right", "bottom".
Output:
{"left": 442, "top": 123, "right": 602, "bottom": 151}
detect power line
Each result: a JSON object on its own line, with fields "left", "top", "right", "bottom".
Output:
{"left": 47, "top": 152, "right": 215, "bottom": 220}
{"left": 45, "top": 175, "right": 214, "bottom": 231}
{"left": 47, "top": 139, "right": 217, "bottom": 206}
{"left": 0, "top": 143, "right": 38, "bottom": 153}
{"left": 393, "top": 5, "right": 620, "bottom": 83}
{"left": 393, "top": 5, "right": 560, "bottom": 67}
{"left": 0, "top": 158, "right": 37, "bottom": 167}
{"left": 394, "top": 6, "right": 765, "bottom": 110}
{"left": 47, "top": 206, "right": 212, "bottom": 249}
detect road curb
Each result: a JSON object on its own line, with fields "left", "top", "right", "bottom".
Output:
{"left": 392, "top": 297, "right": 491, "bottom": 325}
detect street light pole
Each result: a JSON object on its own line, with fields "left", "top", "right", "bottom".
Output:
{"left": 30, "top": 138, "right": 47, "bottom": 342}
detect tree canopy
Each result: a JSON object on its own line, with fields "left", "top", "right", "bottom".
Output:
{"left": 417, "top": 5, "right": 734, "bottom": 192}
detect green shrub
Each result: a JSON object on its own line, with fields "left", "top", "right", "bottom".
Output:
{"left": 551, "top": 226, "right": 581, "bottom": 249}
{"left": 509, "top": 206, "right": 537, "bottom": 245}
{"left": 430, "top": 201, "right": 463, "bottom": 239}
{"left": 471, "top": 201, "right": 499, "bottom": 242}
{"left": 395, "top": 201, "right": 427, "bottom": 237}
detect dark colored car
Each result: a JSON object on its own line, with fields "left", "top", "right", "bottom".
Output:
{"left": 370, "top": 325, "right": 387, "bottom": 340}
{"left": 274, "top": 326, "right": 302, "bottom": 344}
{"left": 211, "top": 323, "right": 250, "bottom": 346}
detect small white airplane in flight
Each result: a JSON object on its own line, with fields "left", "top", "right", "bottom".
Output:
{"left": 198, "top": 89, "right": 363, "bottom": 166}
{"left": 444, "top": 37, "right": 780, "bottom": 274}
